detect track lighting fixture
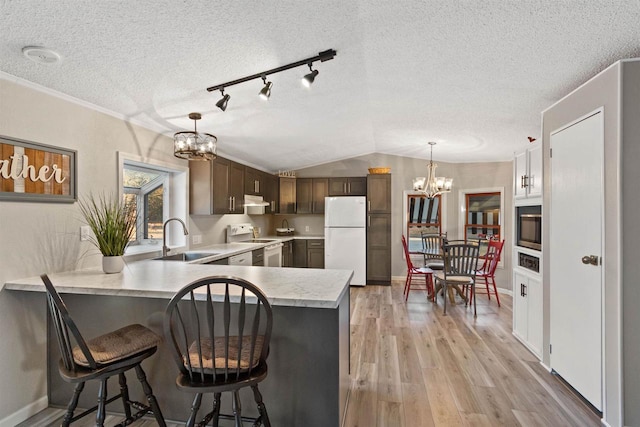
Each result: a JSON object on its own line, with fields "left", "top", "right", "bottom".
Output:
{"left": 301, "top": 63, "right": 319, "bottom": 88}
{"left": 206, "top": 49, "right": 336, "bottom": 109}
{"left": 259, "top": 76, "right": 272, "bottom": 100}
{"left": 215, "top": 89, "right": 230, "bottom": 111}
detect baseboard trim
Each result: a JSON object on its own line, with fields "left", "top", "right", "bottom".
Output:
{"left": 498, "top": 288, "right": 513, "bottom": 297}
{"left": 0, "top": 396, "right": 48, "bottom": 427}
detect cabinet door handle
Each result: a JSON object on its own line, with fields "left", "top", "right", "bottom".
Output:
{"left": 520, "top": 176, "right": 525, "bottom": 188}
{"left": 255, "top": 180, "right": 260, "bottom": 193}
{"left": 522, "top": 283, "right": 527, "bottom": 297}
{"left": 343, "top": 182, "right": 347, "bottom": 193}
{"left": 348, "top": 182, "right": 351, "bottom": 193}
{"left": 368, "top": 215, "right": 371, "bottom": 227}
{"left": 232, "top": 196, "right": 236, "bottom": 211}
{"left": 368, "top": 200, "right": 371, "bottom": 212}
{"left": 229, "top": 196, "right": 233, "bottom": 211}
{"left": 523, "top": 175, "right": 528, "bottom": 188}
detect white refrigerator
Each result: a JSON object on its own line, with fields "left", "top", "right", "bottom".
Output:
{"left": 324, "top": 196, "right": 366, "bottom": 286}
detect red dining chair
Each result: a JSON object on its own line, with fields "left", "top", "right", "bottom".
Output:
{"left": 401, "top": 235, "right": 434, "bottom": 301}
{"left": 469, "top": 239, "right": 505, "bottom": 306}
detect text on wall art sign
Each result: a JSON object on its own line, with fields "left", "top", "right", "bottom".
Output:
{"left": 0, "top": 135, "right": 77, "bottom": 203}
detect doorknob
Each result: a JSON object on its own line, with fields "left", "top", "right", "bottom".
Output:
{"left": 581, "top": 255, "right": 599, "bottom": 266}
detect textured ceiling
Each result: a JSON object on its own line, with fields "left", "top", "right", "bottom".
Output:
{"left": 2, "top": 1, "right": 640, "bottom": 171}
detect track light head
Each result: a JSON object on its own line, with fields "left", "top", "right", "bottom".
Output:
{"left": 259, "top": 77, "right": 272, "bottom": 100}
{"left": 302, "top": 63, "right": 319, "bottom": 88}
{"left": 216, "top": 89, "right": 230, "bottom": 111}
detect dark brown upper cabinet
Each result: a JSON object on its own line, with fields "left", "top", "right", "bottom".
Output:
{"left": 278, "top": 177, "right": 297, "bottom": 214}
{"left": 297, "top": 178, "right": 328, "bottom": 214}
{"left": 244, "top": 167, "right": 264, "bottom": 196}
{"left": 189, "top": 157, "right": 244, "bottom": 215}
{"left": 328, "top": 177, "right": 367, "bottom": 196}
{"left": 367, "top": 174, "right": 392, "bottom": 213}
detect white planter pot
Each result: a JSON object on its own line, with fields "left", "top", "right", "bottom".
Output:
{"left": 102, "top": 255, "right": 124, "bottom": 274}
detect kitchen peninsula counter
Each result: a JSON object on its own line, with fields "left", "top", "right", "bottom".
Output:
{"left": 5, "top": 262, "right": 352, "bottom": 426}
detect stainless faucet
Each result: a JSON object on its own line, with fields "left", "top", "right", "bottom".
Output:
{"left": 162, "top": 218, "right": 189, "bottom": 257}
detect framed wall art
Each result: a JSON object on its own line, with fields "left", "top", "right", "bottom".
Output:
{"left": 0, "top": 135, "right": 77, "bottom": 203}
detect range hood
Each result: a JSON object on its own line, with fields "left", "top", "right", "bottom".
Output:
{"left": 244, "top": 195, "right": 269, "bottom": 215}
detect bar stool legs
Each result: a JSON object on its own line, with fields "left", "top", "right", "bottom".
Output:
{"left": 212, "top": 392, "right": 222, "bottom": 427}
{"left": 134, "top": 365, "right": 166, "bottom": 426}
{"left": 62, "top": 382, "right": 84, "bottom": 427}
{"left": 252, "top": 385, "right": 271, "bottom": 427}
{"left": 96, "top": 379, "right": 107, "bottom": 427}
{"left": 232, "top": 391, "right": 242, "bottom": 427}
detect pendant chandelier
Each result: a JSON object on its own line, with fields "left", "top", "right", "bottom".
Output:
{"left": 173, "top": 113, "right": 217, "bottom": 161}
{"left": 414, "top": 142, "right": 453, "bottom": 198}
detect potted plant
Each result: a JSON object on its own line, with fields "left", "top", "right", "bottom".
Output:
{"left": 78, "top": 193, "right": 137, "bottom": 273}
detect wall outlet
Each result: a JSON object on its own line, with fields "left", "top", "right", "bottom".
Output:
{"left": 80, "top": 225, "right": 92, "bottom": 241}
{"left": 305, "top": 226, "right": 310, "bottom": 232}
{"left": 192, "top": 234, "right": 202, "bottom": 245}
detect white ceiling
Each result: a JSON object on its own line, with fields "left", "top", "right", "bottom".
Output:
{"left": 2, "top": 1, "right": 640, "bottom": 171}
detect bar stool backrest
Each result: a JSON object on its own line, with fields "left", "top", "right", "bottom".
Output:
{"left": 41, "top": 274, "right": 98, "bottom": 371}
{"left": 164, "top": 276, "right": 273, "bottom": 384}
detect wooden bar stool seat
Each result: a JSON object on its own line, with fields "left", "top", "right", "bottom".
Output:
{"left": 41, "top": 274, "right": 166, "bottom": 427}
{"left": 164, "top": 276, "right": 273, "bottom": 427}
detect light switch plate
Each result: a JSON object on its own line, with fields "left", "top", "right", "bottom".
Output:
{"left": 80, "top": 225, "right": 92, "bottom": 241}
{"left": 305, "top": 226, "right": 310, "bottom": 232}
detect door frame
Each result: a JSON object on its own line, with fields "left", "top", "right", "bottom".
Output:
{"left": 549, "top": 106, "right": 606, "bottom": 414}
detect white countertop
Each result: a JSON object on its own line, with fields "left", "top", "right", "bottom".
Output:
{"left": 4, "top": 257, "right": 352, "bottom": 309}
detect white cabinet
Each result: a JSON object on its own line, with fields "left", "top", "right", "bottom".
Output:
{"left": 514, "top": 145, "right": 542, "bottom": 200}
{"left": 513, "top": 268, "right": 543, "bottom": 358}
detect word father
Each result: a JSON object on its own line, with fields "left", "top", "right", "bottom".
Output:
{"left": 0, "top": 153, "right": 66, "bottom": 183}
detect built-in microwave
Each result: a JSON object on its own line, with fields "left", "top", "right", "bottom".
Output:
{"left": 517, "top": 205, "right": 542, "bottom": 251}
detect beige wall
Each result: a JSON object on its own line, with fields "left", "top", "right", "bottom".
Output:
{"left": 0, "top": 78, "right": 183, "bottom": 421}
{"left": 297, "top": 153, "right": 514, "bottom": 287}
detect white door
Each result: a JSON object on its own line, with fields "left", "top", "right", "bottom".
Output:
{"left": 550, "top": 111, "right": 603, "bottom": 411}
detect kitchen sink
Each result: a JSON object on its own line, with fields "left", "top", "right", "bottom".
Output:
{"left": 152, "top": 252, "right": 217, "bottom": 262}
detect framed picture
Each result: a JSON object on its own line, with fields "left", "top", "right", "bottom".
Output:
{"left": 0, "top": 135, "right": 77, "bottom": 203}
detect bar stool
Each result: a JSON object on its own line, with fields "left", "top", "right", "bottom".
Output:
{"left": 41, "top": 274, "right": 166, "bottom": 427}
{"left": 164, "top": 276, "right": 273, "bottom": 427}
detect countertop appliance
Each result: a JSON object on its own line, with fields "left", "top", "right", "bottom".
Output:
{"left": 324, "top": 196, "right": 366, "bottom": 286}
{"left": 227, "top": 224, "right": 283, "bottom": 267}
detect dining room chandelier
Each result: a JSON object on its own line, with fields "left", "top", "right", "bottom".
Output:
{"left": 414, "top": 142, "right": 453, "bottom": 198}
{"left": 173, "top": 112, "right": 217, "bottom": 161}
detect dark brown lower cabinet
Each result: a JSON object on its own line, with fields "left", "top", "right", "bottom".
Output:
{"left": 282, "top": 240, "right": 294, "bottom": 267}
{"left": 294, "top": 239, "right": 325, "bottom": 268}
{"left": 307, "top": 242, "right": 325, "bottom": 269}
{"left": 367, "top": 213, "right": 391, "bottom": 284}
{"left": 293, "top": 239, "right": 307, "bottom": 267}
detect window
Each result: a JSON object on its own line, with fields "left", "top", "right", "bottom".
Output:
{"left": 123, "top": 164, "right": 168, "bottom": 243}
{"left": 464, "top": 192, "right": 501, "bottom": 240}
{"left": 118, "top": 152, "right": 189, "bottom": 254}
{"left": 406, "top": 194, "right": 442, "bottom": 252}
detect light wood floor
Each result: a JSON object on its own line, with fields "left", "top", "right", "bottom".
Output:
{"left": 343, "top": 280, "right": 601, "bottom": 427}
{"left": 21, "top": 280, "right": 600, "bottom": 427}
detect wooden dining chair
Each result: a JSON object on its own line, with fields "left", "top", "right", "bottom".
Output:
{"left": 41, "top": 274, "right": 166, "bottom": 427}
{"left": 164, "top": 276, "right": 273, "bottom": 427}
{"left": 402, "top": 235, "right": 434, "bottom": 301}
{"left": 469, "top": 239, "right": 505, "bottom": 306}
{"left": 420, "top": 232, "right": 446, "bottom": 270}
{"left": 433, "top": 241, "right": 480, "bottom": 316}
